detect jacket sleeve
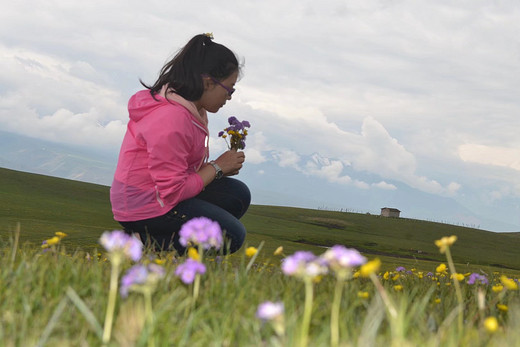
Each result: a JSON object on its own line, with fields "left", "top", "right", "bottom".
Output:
{"left": 138, "top": 105, "right": 204, "bottom": 205}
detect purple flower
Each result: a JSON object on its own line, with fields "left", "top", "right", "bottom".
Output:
{"left": 281, "top": 251, "right": 327, "bottom": 278}
{"left": 396, "top": 266, "right": 406, "bottom": 272}
{"left": 322, "top": 245, "right": 366, "bottom": 270}
{"left": 175, "top": 259, "right": 207, "bottom": 284}
{"left": 426, "top": 272, "right": 434, "bottom": 277}
{"left": 179, "top": 217, "right": 223, "bottom": 250}
{"left": 100, "top": 230, "right": 142, "bottom": 261}
{"left": 119, "top": 263, "right": 165, "bottom": 297}
{"left": 218, "top": 130, "right": 224, "bottom": 137}
{"left": 256, "top": 301, "right": 284, "bottom": 321}
{"left": 228, "top": 116, "right": 238, "bottom": 125}
{"left": 467, "top": 273, "right": 489, "bottom": 285}
{"left": 242, "top": 120, "right": 251, "bottom": 128}
{"left": 120, "top": 265, "right": 148, "bottom": 297}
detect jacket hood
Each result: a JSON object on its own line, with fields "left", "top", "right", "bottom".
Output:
{"left": 128, "top": 88, "right": 209, "bottom": 129}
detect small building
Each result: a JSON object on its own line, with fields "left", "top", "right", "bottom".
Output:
{"left": 380, "top": 207, "right": 401, "bottom": 218}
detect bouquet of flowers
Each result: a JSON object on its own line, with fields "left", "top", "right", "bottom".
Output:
{"left": 218, "top": 116, "right": 251, "bottom": 150}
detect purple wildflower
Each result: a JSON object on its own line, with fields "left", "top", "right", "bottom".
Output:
{"left": 256, "top": 301, "right": 284, "bottom": 321}
{"left": 179, "top": 217, "right": 223, "bottom": 250}
{"left": 175, "top": 259, "right": 207, "bottom": 284}
{"left": 322, "top": 245, "right": 366, "bottom": 270}
{"left": 281, "top": 251, "right": 327, "bottom": 278}
{"left": 120, "top": 265, "right": 148, "bottom": 297}
{"left": 467, "top": 273, "right": 489, "bottom": 285}
{"left": 426, "top": 272, "right": 434, "bottom": 277}
{"left": 396, "top": 266, "right": 406, "bottom": 272}
{"left": 219, "top": 116, "right": 251, "bottom": 150}
{"left": 99, "top": 230, "right": 142, "bottom": 261}
{"left": 119, "top": 264, "right": 165, "bottom": 297}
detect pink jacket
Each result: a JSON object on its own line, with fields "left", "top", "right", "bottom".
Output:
{"left": 110, "top": 88, "right": 209, "bottom": 222}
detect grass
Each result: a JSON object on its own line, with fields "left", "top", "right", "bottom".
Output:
{"left": 2, "top": 167, "right": 520, "bottom": 345}
{"left": 2, "top": 167, "right": 520, "bottom": 272}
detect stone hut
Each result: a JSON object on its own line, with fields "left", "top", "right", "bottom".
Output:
{"left": 380, "top": 207, "right": 401, "bottom": 218}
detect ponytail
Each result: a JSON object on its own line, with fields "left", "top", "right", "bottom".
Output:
{"left": 141, "top": 34, "right": 240, "bottom": 101}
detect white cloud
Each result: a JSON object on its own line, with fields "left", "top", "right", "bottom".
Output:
{"left": 372, "top": 181, "right": 397, "bottom": 190}
{"left": 458, "top": 144, "right": 520, "bottom": 171}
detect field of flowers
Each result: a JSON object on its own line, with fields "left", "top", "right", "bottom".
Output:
{"left": 1, "top": 220, "right": 520, "bottom": 346}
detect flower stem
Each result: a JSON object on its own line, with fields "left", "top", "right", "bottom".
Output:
{"left": 445, "top": 246, "right": 464, "bottom": 331}
{"left": 193, "top": 273, "right": 201, "bottom": 303}
{"left": 102, "top": 254, "right": 121, "bottom": 345}
{"left": 330, "top": 276, "right": 344, "bottom": 347}
{"left": 370, "top": 273, "right": 397, "bottom": 319}
{"left": 144, "top": 288, "right": 155, "bottom": 347}
{"left": 300, "top": 278, "right": 314, "bottom": 347}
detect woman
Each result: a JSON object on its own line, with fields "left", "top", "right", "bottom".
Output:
{"left": 110, "top": 33, "right": 250, "bottom": 254}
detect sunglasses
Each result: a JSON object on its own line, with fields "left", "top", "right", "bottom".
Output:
{"left": 202, "top": 74, "right": 235, "bottom": 96}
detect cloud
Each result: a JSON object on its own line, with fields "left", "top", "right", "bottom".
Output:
{"left": 0, "top": 44, "right": 127, "bottom": 149}
{"left": 458, "top": 144, "right": 520, "bottom": 171}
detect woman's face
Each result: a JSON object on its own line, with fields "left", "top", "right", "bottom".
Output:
{"left": 198, "top": 71, "right": 238, "bottom": 113}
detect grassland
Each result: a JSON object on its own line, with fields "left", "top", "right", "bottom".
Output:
{"left": 2, "top": 167, "right": 520, "bottom": 345}
{"left": 1, "top": 166, "right": 520, "bottom": 274}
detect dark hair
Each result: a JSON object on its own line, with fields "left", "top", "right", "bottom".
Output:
{"left": 141, "top": 34, "right": 240, "bottom": 101}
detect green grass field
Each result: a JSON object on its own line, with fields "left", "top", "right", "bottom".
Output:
{"left": 2, "top": 167, "right": 520, "bottom": 345}
{"left": 1, "top": 166, "right": 520, "bottom": 273}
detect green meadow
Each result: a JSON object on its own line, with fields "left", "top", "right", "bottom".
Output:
{"left": 1, "top": 167, "right": 520, "bottom": 345}
{"left": 2, "top": 167, "right": 519, "bottom": 273}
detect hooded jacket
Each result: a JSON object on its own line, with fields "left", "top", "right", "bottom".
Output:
{"left": 110, "top": 88, "right": 209, "bottom": 222}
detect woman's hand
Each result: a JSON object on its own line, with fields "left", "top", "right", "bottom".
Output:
{"left": 214, "top": 150, "right": 245, "bottom": 176}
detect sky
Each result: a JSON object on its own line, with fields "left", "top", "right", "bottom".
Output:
{"left": 1, "top": 1, "right": 520, "bottom": 231}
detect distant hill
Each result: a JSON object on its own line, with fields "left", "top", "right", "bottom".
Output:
{"left": 2, "top": 167, "right": 520, "bottom": 271}
{"left": 2, "top": 130, "right": 519, "bottom": 233}
{"left": 0, "top": 130, "right": 117, "bottom": 185}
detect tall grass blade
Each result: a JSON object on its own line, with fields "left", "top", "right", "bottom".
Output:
{"left": 66, "top": 286, "right": 103, "bottom": 339}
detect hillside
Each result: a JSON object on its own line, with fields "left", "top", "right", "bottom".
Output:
{"left": 1, "top": 167, "right": 520, "bottom": 270}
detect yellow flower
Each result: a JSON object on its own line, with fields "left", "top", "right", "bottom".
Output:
{"left": 435, "top": 235, "right": 457, "bottom": 253}
{"left": 484, "top": 316, "right": 499, "bottom": 333}
{"left": 451, "top": 273, "right": 465, "bottom": 282}
{"left": 357, "top": 291, "right": 370, "bottom": 299}
{"left": 46, "top": 236, "right": 61, "bottom": 246}
{"left": 497, "top": 304, "right": 508, "bottom": 312}
{"left": 393, "top": 285, "right": 403, "bottom": 291}
{"left": 492, "top": 284, "right": 504, "bottom": 293}
{"left": 500, "top": 275, "right": 518, "bottom": 290}
{"left": 245, "top": 247, "right": 258, "bottom": 257}
{"left": 434, "top": 298, "right": 441, "bottom": 304}
{"left": 222, "top": 134, "right": 227, "bottom": 138}
{"left": 273, "top": 246, "right": 284, "bottom": 256}
{"left": 187, "top": 247, "right": 200, "bottom": 261}
{"left": 417, "top": 272, "right": 424, "bottom": 279}
{"left": 154, "top": 258, "right": 166, "bottom": 265}
{"left": 436, "top": 263, "right": 447, "bottom": 274}
{"left": 392, "top": 273, "right": 400, "bottom": 281}
{"left": 445, "top": 282, "right": 451, "bottom": 287}
{"left": 353, "top": 271, "right": 360, "bottom": 279}
{"left": 383, "top": 271, "right": 390, "bottom": 280}
{"left": 55, "top": 231, "right": 67, "bottom": 238}
{"left": 360, "top": 258, "right": 381, "bottom": 278}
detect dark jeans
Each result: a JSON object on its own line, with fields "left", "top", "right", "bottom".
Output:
{"left": 119, "top": 177, "right": 250, "bottom": 255}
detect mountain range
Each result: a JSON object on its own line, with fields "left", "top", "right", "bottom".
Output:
{"left": 1, "top": 130, "right": 518, "bottom": 233}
